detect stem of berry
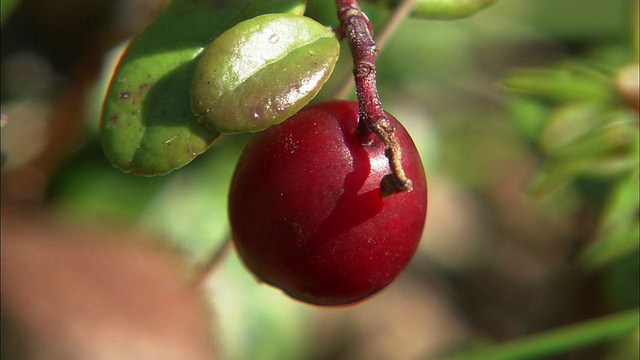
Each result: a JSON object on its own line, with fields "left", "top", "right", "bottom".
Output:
{"left": 335, "top": 0, "right": 418, "bottom": 99}
{"left": 336, "top": 0, "right": 413, "bottom": 197}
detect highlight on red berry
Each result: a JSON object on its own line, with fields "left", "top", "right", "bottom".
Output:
{"left": 228, "top": 100, "right": 427, "bottom": 306}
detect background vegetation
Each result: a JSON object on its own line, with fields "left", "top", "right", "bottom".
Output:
{"left": 2, "top": 0, "right": 638, "bottom": 359}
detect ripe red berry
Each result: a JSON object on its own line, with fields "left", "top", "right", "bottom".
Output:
{"left": 228, "top": 100, "right": 427, "bottom": 306}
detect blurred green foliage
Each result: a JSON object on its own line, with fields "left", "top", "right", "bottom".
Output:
{"left": 0, "top": 0, "right": 20, "bottom": 24}
{"left": 445, "top": 309, "right": 639, "bottom": 360}
{"left": 5, "top": 0, "right": 637, "bottom": 359}
{"left": 503, "top": 33, "right": 638, "bottom": 271}
{"left": 365, "top": 0, "right": 497, "bottom": 20}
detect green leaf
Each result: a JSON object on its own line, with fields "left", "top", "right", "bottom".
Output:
{"left": 527, "top": 155, "right": 637, "bottom": 198}
{"left": 443, "top": 309, "right": 639, "bottom": 360}
{"left": 528, "top": 105, "right": 639, "bottom": 197}
{"left": 364, "top": 0, "right": 497, "bottom": 20}
{"left": 539, "top": 104, "right": 637, "bottom": 159}
{"left": 581, "top": 172, "right": 640, "bottom": 268}
{"left": 48, "top": 142, "right": 167, "bottom": 222}
{"left": 411, "top": 0, "right": 497, "bottom": 20}
{"left": 191, "top": 13, "right": 339, "bottom": 133}
{"left": 100, "top": 0, "right": 306, "bottom": 175}
{"left": 603, "top": 251, "right": 640, "bottom": 311}
{"left": 503, "top": 66, "right": 613, "bottom": 104}
{"left": 504, "top": 96, "right": 550, "bottom": 145}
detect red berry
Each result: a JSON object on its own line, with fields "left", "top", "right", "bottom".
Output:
{"left": 228, "top": 100, "right": 427, "bottom": 306}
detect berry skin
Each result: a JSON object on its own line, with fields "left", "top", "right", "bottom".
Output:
{"left": 228, "top": 100, "right": 427, "bottom": 306}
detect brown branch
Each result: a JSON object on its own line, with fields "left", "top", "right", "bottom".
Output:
{"left": 335, "top": 0, "right": 418, "bottom": 99}
{"left": 336, "top": 0, "right": 412, "bottom": 196}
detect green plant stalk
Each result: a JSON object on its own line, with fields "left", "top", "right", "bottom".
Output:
{"left": 445, "top": 309, "right": 639, "bottom": 360}
{"left": 632, "top": 0, "right": 639, "bottom": 61}
{"left": 410, "top": 0, "right": 496, "bottom": 20}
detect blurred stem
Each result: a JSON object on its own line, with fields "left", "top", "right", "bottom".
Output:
{"left": 632, "top": 0, "right": 639, "bottom": 61}
{"left": 335, "top": 0, "right": 418, "bottom": 99}
{"left": 195, "top": 237, "right": 231, "bottom": 288}
{"left": 336, "top": 0, "right": 413, "bottom": 195}
{"left": 444, "top": 309, "right": 640, "bottom": 360}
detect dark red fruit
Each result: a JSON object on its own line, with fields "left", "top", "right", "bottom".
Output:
{"left": 228, "top": 100, "right": 427, "bottom": 306}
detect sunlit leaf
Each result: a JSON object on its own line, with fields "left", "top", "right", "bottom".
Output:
{"left": 100, "top": 0, "right": 306, "bottom": 175}
{"left": 191, "top": 14, "right": 339, "bottom": 133}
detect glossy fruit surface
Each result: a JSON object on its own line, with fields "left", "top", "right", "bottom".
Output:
{"left": 228, "top": 100, "right": 427, "bottom": 306}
